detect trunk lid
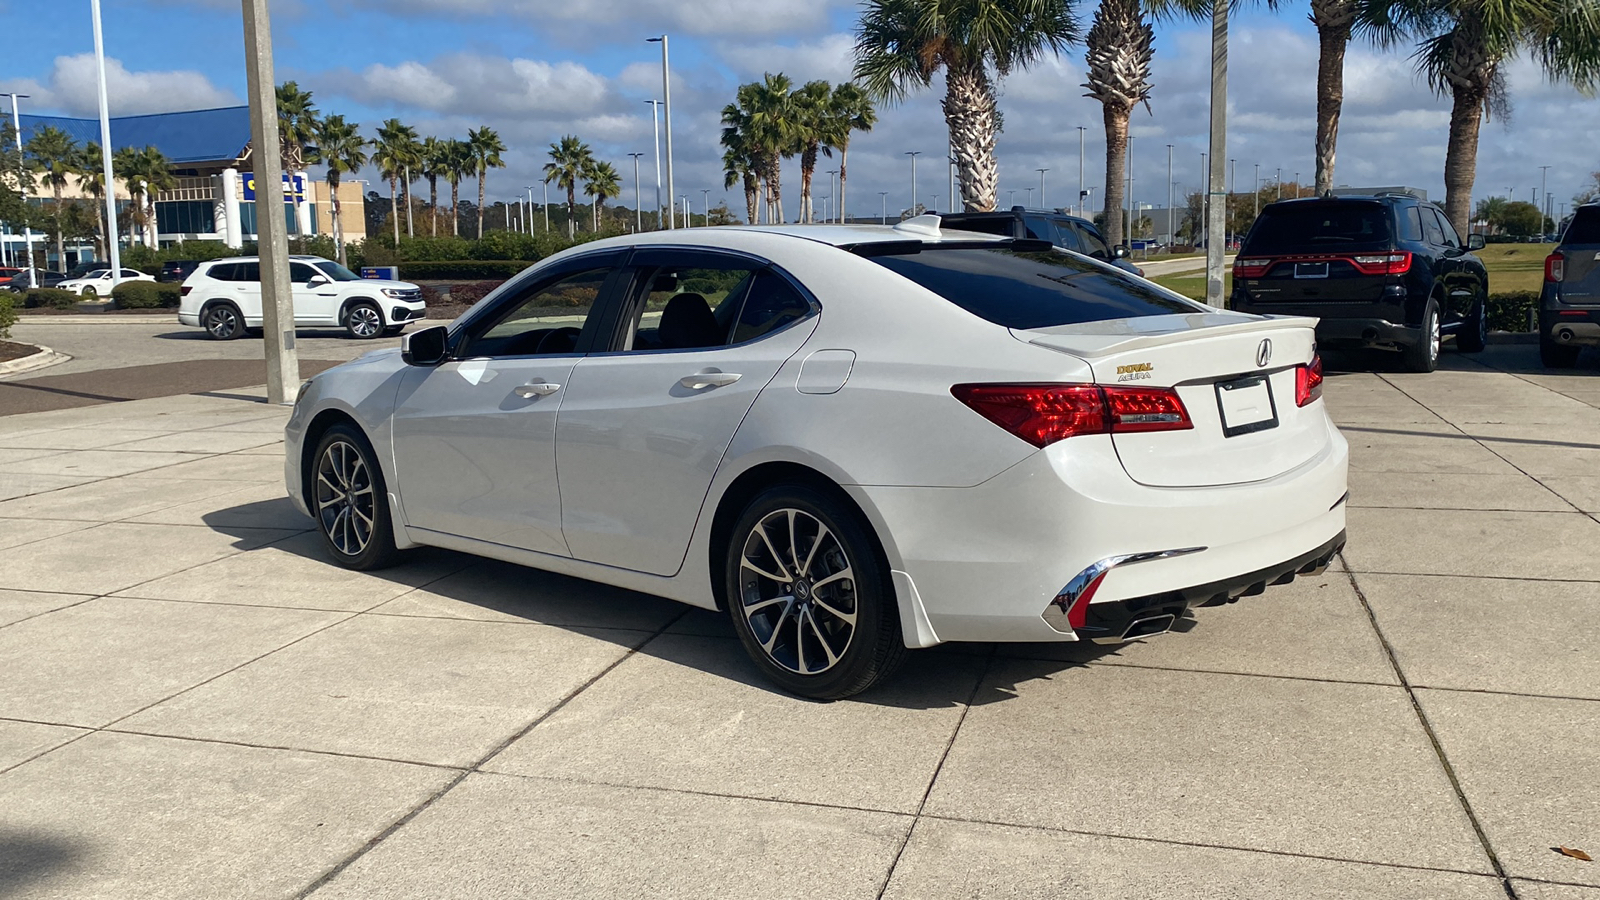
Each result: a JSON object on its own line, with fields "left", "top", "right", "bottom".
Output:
{"left": 1016, "top": 313, "right": 1327, "bottom": 487}
{"left": 1559, "top": 209, "right": 1600, "bottom": 302}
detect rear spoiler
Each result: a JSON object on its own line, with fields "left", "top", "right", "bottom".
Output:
{"left": 844, "top": 238, "right": 1054, "bottom": 258}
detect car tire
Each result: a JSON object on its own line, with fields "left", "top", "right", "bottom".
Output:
{"left": 308, "top": 423, "right": 402, "bottom": 571}
{"left": 1403, "top": 299, "right": 1440, "bottom": 373}
{"left": 1540, "top": 332, "right": 1581, "bottom": 368}
{"left": 202, "top": 301, "right": 246, "bottom": 340}
{"left": 82, "top": 286, "right": 97, "bottom": 298}
{"left": 1457, "top": 294, "right": 1488, "bottom": 353}
{"left": 723, "top": 483, "right": 907, "bottom": 700}
{"left": 344, "top": 301, "right": 384, "bottom": 340}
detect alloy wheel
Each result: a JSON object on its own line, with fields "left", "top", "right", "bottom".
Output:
{"left": 349, "top": 306, "right": 382, "bottom": 338}
{"left": 205, "top": 306, "right": 239, "bottom": 339}
{"left": 316, "top": 439, "right": 376, "bottom": 557}
{"left": 738, "top": 508, "right": 858, "bottom": 675}
{"left": 1428, "top": 311, "right": 1441, "bottom": 364}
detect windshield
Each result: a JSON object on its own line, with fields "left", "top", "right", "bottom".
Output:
{"left": 84, "top": 270, "right": 108, "bottom": 279}
{"left": 867, "top": 247, "right": 1201, "bottom": 330}
{"left": 1245, "top": 203, "right": 1392, "bottom": 253}
{"left": 314, "top": 261, "right": 363, "bottom": 282}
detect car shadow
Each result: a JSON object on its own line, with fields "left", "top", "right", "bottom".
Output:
{"left": 200, "top": 498, "right": 1143, "bottom": 710}
{"left": 0, "top": 829, "right": 88, "bottom": 896}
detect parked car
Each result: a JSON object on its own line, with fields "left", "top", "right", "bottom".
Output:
{"left": 286, "top": 220, "right": 1348, "bottom": 699}
{"left": 0, "top": 270, "right": 68, "bottom": 292}
{"left": 64, "top": 260, "right": 109, "bottom": 280}
{"left": 158, "top": 259, "right": 201, "bottom": 283}
{"left": 59, "top": 268, "right": 154, "bottom": 297}
{"left": 1539, "top": 202, "right": 1600, "bottom": 367}
{"left": 938, "top": 206, "right": 1145, "bottom": 276}
{"left": 1230, "top": 191, "right": 1488, "bottom": 372}
{"left": 179, "top": 255, "right": 427, "bottom": 340}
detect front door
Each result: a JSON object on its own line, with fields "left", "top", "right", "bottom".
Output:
{"left": 555, "top": 251, "right": 818, "bottom": 576}
{"left": 289, "top": 261, "right": 341, "bottom": 324}
{"left": 391, "top": 257, "right": 622, "bottom": 555}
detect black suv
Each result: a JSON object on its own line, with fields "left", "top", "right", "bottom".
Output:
{"left": 939, "top": 206, "right": 1143, "bottom": 275}
{"left": 1231, "top": 192, "right": 1488, "bottom": 372}
{"left": 1539, "top": 203, "right": 1600, "bottom": 367}
{"left": 159, "top": 259, "right": 201, "bottom": 283}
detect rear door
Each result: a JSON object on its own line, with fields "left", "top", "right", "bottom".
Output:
{"left": 1559, "top": 207, "right": 1600, "bottom": 302}
{"left": 231, "top": 262, "right": 264, "bottom": 323}
{"left": 554, "top": 250, "right": 818, "bottom": 576}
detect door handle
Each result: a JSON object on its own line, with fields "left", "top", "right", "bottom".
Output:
{"left": 679, "top": 371, "right": 742, "bottom": 390}
{"left": 514, "top": 381, "right": 561, "bottom": 398}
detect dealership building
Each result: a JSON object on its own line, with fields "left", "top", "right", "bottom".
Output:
{"left": 5, "top": 105, "right": 365, "bottom": 268}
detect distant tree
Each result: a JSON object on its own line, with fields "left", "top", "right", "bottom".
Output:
{"left": 420, "top": 136, "right": 445, "bottom": 236}
{"left": 310, "top": 114, "right": 367, "bottom": 266}
{"left": 583, "top": 160, "right": 622, "bottom": 231}
{"left": 544, "top": 135, "right": 594, "bottom": 236}
{"left": 468, "top": 126, "right": 506, "bottom": 239}
{"left": 113, "top": 145, "right": 174, "bottom": 248}
{"left": 1574, "top": 172, "right": 1600, "bottom": 206}
{"left": 827, "top": 82, "right": 876, "bottom": 224}
{"left": 371, "top": 119, "right": 419, "bottom": 244}
{"left": 77, "top": 142, "right": 110, "bottom": 259}
{"left": 791, "top": 79, "right": 834, "bottom": 223}
{"left": 720, "top": 100, "right": 763, "bottom": 224}
{"left": 441, "top": 139, "right": 473, "bottom": 236}
{"left": 25, "top": 125, "right": 81, "bottom": 272}
{"left": 1497, "top": 200, "right": 1543, "bottom": 236}
{"left": 1473, "top": 195, "right": 1509, "bottom": 232}
{"left": 275, "top": 81, "right": 319, "bottom": 172}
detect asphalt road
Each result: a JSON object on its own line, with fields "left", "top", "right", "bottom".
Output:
{"left": 1, "top": 318, "right": 388, "bottom": 417}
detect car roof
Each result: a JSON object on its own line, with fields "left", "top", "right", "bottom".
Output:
{"left": 203, "top": 255, "right": 330, "bottom": 264}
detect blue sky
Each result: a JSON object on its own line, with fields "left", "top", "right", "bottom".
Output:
{"left": 4, "top": 0, "right": 1597, "bottom": 221}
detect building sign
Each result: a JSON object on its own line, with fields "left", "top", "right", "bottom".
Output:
{"left": 242, "top": 173, "right": 306, "bottom": 201}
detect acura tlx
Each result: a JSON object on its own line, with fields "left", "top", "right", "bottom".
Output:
{"left": 285, "top": 217, "right": 1348, "bottom": 699}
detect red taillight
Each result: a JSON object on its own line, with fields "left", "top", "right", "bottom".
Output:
{"left": 1295, "top": 355, "right": 1324, "bottom": 407}
{"left": 1349, "top": 252, "right": 1412, "bottom": 275}
{"left": 1546, "top": 253, "right": 1564, "bottom": 283}
{"left": 181, "top": 286, "right": 192, "bottom": 296}
{"left": 951, "top": 383, "right": 1191, "bottom": 448}
{"left": 1232, "top": 258, "right": 1273, "bottom": 278}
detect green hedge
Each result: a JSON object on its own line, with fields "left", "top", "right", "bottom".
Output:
{"left": 112, "top": 281, "right": 183, "bottom": 309}
{"left": 399, "top": 260, "right": 536, "bottom": 280}
{"left": 1487, "top": 291, "right": 1538, "bottom": 333}
{"left": 0, "top": 293, "right": 15, "bottom": 340}
{"left": 24, "top": 288, "right": 81, "bottom": 310}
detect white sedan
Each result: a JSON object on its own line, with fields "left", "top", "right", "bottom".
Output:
{"left": 60, "top": 267, "right": 155, "bottom": 296}
{"left": 285, "top": 219, "right": 1348, "bottom": 699}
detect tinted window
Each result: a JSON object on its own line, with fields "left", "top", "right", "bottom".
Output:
{"left": 1563, "top": 207, "right": 1600, "bottom": 244}
{"left": 1246, "top": 203, "right": 1392, "bottom": 253}
{"left": 628, "top": 264, "right": 755, "bottom": 351}
{"left": 1400, "top": 207, "right": 1424, "bottom": 242}
{"left": 732, "top": 270, "right": 812, "bottom": 344}
{"left": 1433, "top": 208, "right": 1461, "bottom": 248}
{"left": 237, "top": 262, "right": 261, "bottom": 282}
{"left": 207, "top": 264, "right": 236, "bottom": 281}
{"left": 941, "top": 215, "right": 1018, "bottom": 238}
{"left": 1023, "top": 215, "right": 1056, "bottom": 242}
{"left": 468, "top": 267, "right": 607, "bottom": 357}
{"left": 315, "top": 261, "right": 362, "bottom": 281}
{"left": 1048, "top": 219, "right": 1084, "bottom": 253}
{"left": 1072, "top": 223, "right": 1111, "bottom": 258}
{"left": 289, "top": 262, "right": 321, "bottom": 284}
{"left": 1421, "top": 208, "right": 1445, "bottom": 245}
{"left": 868, "top": 248, "right": 1200, "bottom": 330}
{"left": 121, "top": 269, "right": 143, "bottom": 278}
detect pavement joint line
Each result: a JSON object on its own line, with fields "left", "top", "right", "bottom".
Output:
{"left": 1339, "top": 555, "right": 1520, "bottom": 899}
{"left": 874, "top": 644, "right": 996, "bottom": 900}
{"left": 999, "top": 654, "right": 1402, "bottom": 690}
{"left": 1343, "top": 425, "right": 1600, "bottom": 451}
{"left": 0, "top": 593, "right": 102, "bottom": 633}
{"left": 92, "top": 727, "right": 465, "bottom": 774}
{"left": 1347, "top": 504, "right": 1575, "bottom": 513}
{"left": 1344, "top": 569, "right": 1600, "bottom": 585}
{"left": 288, "top": 606, "right": 694, "bottom": 900}
{"left": 1408, "top": 684, "right": 1600, "bottom": 706}
{"left": 485, "top": 769, "right": 918, "bottom": 820}
{"left": 1375, "top": 371, "right": 1600, "bottom": 527}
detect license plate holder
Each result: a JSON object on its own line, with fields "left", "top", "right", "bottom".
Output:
{"left": 1215, "top": 375, "right": 1279, "bottom": 437}
{"left": 1294, "top": 261, "right": 1329, "bottom": 279}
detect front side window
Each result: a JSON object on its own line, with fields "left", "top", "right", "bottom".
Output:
{"left": 868, "top": 247, "right": 1200, "bottom": 330}
{"left": 466, "top": 267, "right": 608, "bottom": 357}
{"left": 289, "top": 262, "right": 322, "bottom": 284}
{"left": 1421, "top": 208, "right": 1446, "bottom": 246}
{"left": 237, "top": 262, "right": 261, "bottom": 282}
{"left": 1433, "top": 208, "right": 1461, "bottom": 248}
{"left": 314, "top": 261, "right": 362, "bottom": 282}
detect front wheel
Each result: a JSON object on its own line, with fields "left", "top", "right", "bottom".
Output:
{"left": 345, "top": 302, "right": 384, "bottom": 340}
{"left": 309, "top": 424, "right": 402, "bottom": 570}
{"left": 82, "top": 286, "right": 97, "bottom": 298}
{"left": 1457, "top": 295, "right": 1488, "bottom": 353}
{"left": 724, "top": 484, "right": 906, "bottom": 700}
{"left": 1403, "top": 300, "right": 1440, "bottom": 372}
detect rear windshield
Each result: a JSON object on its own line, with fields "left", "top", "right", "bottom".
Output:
{"left": 1563, "top": 207, "right": 1600, "bottom": 244}
{"left": 1246, "top": 203, "right": 1392, "bottom": 253}
{"left": 867, "top": 248, "right": 1201, "bottom": 330}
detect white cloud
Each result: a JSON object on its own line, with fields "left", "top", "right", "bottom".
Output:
{"left": 320, "top": 53, "right": 612, "bottom": 118}
{"left": 341, "top": 0, "right": 849, "bottom": 37}
{"left": 718, "top": 33, "right": 857, "bottom": 83}
{"left": 0, "top": 54, "right": 237, "bottom": 118}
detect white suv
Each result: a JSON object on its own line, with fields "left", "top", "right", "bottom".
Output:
{"left": 178, "top": 256, "right": 428, "bottom": 340}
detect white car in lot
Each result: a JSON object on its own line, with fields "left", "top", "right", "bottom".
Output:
{"left": 61, "top": 267, "right": 154, "bottom": 296}
{"left": 285, "top": 219, "right": 1349, "bottom": 699}
{"left": 179, "top": 255, "right": 427, "bottom": 340}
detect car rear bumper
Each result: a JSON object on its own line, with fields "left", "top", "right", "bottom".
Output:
{"left": 1312, "top": 317, "right": 1421, "bottom": 348}
{"left": 1541, "top": 308, "right": 1600, "bottom": 346}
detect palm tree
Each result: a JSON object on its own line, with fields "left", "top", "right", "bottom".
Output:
{"left": 827, "top": 82, "right": 876, "bottom": 224}
{"left": 544, "top": 135, "right": 594, "bottom": 235}
{"left": 720, "top": 99, "right": 763, "bottom": 224}
{"left": 791, "top": 80, "right": 834, "bottom": 223}
{"left": 24, "top": 126, "right": 80, "bottom": 271}
{"left": 1313, "top": 0, "right": 1357, "bottom": 194}
{"left": 855, "top": 0, "right": 1080, "bottom": 212}
{"left": 583, "top": 160, "right": 623, "bottom": 231}
{"left": 441, "top": 138, "right": 472, "bottom": 236}
{"left": 77, "top": 142, "right": 109, "bottom": 259}
{"left": 1082, "top": 0, "right": 1153, "bottom": 247}
{"left": 420, "top": 136, "right": 445, "bottom": 236}
{"left": 310, "top": 114, "right": 366, "bottom": 266}
{"left": 275, "top": 81, "right": 318, "bottom": 172}
{"left": 1359, "top": 0, "right": 1600, "bottom": 237}
{"left": 113, "top": 145, "right": 174, "bottom": 248}
{"left": 467, "top": 126, "right": 506, "bottom": 239}
{"left": 371, "top": 119, "right": 418, "bottom": 244}
{"left": 746, "top": 74, "right": 799, "bottom": 223}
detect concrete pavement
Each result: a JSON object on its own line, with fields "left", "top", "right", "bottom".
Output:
{"left": 0, "top": 344, "right": 1596, "bottom": 898}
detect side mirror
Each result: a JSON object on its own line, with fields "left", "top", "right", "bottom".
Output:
{"left": 1113, "top": 244, "right": 1131, "bottom": 259}
{"left": 401, "top": 325, "right": 450, "bottom": 367}
{"left": 308, "top": 274, "right": 330, "bottom": 286}
{"left": 1467, "top": 233, "right": 1486, "bottom": 251}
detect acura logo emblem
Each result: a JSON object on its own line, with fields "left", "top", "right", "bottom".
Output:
{"left": 1256, "top": 339, "right": 1272, "bottom": 368}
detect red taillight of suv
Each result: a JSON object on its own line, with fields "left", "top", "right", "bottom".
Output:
{"left": 1546, "top": 252, "right": 1564, "bottom": 283}
{"left": 952, "top": 383, "right": 1192, "bottom": 448}
{"left": 1295, "top": 355, "right": 1324, "bottom": 407}
{"left": 1349, "top": 252, "right": 1413, "bottom": 275}
{"left": 1232, "top": 258, "right": 1273, "bottom": 278}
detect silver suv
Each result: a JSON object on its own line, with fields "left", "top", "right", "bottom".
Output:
{"left": 178, "top": 255, "right": 427, "bottom": 340}
{"left": 1541, "top": 204, "right": 1600, "bottom": 367}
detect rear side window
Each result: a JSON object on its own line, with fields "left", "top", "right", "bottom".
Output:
{"left": 868, "top": 248, "right": 1200, "bottom": 330}
{"left": 1401, "top": 207, "right": 1424, "bottom": 242}
{"left": 731, "top": 270, "right": 812, "bottom": 344}
{"left": 1564, "top": 207, "right": 1600, "bottom": 244}
{"left": 1246, "top": 203, "right": 1392, "bottom": 253}
{"left": 1421, "top": 209, "right": 1446, "bottom": 245}
{"left": 207, "top": 263, "right": 236, "bottom": 281}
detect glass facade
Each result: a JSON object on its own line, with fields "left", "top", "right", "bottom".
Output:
{"left": 155, "top": 200, "right": 216, "bottom": 235}
{"left": 239, "top": 202, "right": 317, "bottom": 237}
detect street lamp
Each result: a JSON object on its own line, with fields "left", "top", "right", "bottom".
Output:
{"left": 905, "top": 151, "right": 921, "bottom": 215}
{"left": 241, "top": 0, "right": 297, "bottom": 405}
{"left": 878, "top": 191, "right": 888, "bottom": 224}
{"left": 1036, "top": 168, "right": 1049, "bottom": 208}
{"left": 1077, "top": 126, "right": 1087, "bottom": 217}
{"left": 646, "top": 37, "right": 674, "bottom": 229}
{"left": 701, "top": 189, "right": 711, "bottom": 225}
{"left": 644, "top": 99, "right": 663, "bottom": 229}
{"left": 1007, "top": 189, "right": 1016, "bottom": 207}
{"left": 1539, "top": 165, "right": 1551, "bottom": 233}
{"left": 542, "top": 181, "right": 549, "bottom": 232}
{"left": 824, "top": 170, "right": 838, "bottom": 223}
{"left": 0, "top": 92, "right": 37, "bottom": 287}
{"left": 628, "top": 155, "right": 644, "bottom": 232}
{"left": 1253, "top": 163, "right": 1260, "bottom": 219}
{"left": 931, "top": 193, "right": 939, "bottom": 213}
{"left": 524, "top": 185, "right": 536, "bottom": 235}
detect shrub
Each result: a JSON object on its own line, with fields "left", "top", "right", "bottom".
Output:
{"left": 418, "top": 284, "right": 444, "bottom": 306}
{"left": 0, "top": 293, "right": 15, "bottom": 339}
{"left": 1487, "top": 291, "right": 1538, "bottom": 333}
{"left": 112, "top": 281, "right": 183, "bottom": 309}
{"left": 446, "top": 281, "right": 505, "bottom": 305}
{"left": 401, "top": 260, "right": 534, "bottom": 280}
{"left": 25, "top": 288, "right": 81, "bottom": 310}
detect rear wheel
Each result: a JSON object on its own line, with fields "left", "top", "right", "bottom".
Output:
{"left": 1403, "top": 300, "right": 1440, "bottom": 372}
{"left": 724, "top": 484, "right": 906, "bottom": 700}
{"left": 1457, "top": 294, "right": 1488, "bottom": 353}
{"left": 203, "top": 302, "right": 245, "bottom": 340}
{"left": 1541, "top": 332, "right": 1581, "bottom": 368}
{"left": 345, "top": 301, "right": 384, "bottom": 340}
{"left": 309, "top": 424, "right": 402, "bottom": 570}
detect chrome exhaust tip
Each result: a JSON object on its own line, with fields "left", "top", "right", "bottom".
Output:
{"left": 1121, "top": 613, "right": 1177, "bottom": 641}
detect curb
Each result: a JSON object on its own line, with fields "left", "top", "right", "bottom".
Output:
{"left": 15, "top": 314, "right": 178, "bottom": 325}
{"left": 0, "top": 344, "right": 72, "bottom": 378}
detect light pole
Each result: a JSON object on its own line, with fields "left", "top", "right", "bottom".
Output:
{"left": 1204, "top": 0, "right": 1230, "bottom": 307}
{"left": 931, "top": 193, "right": 940, "bottom": 212}
{"left": 701, "top": 189, "right": 711, "bottom": 225}
{"left": 524, "top": 185, "right": 535, "bottom": 235}
{"left": 1007, "top": 190, "right": 1016, "bottom": 207}
{"left": 1275, "top": 166, "right": 1282, "bottom": 201}
{"left": 1, "top": 92, "right": 37, "bottom": 287}
{"left": 1077, "top": 126, "right": 1087, "bottom": 217}
{"left": 1037, "top": 168, "right": 1049, "bottom": 208}
{"left": 1294, "top": 171, "right": 1300, "bottom": 198}
{"left": 1126, "top": 134, "right": 1134, "bottom": 246}
{"left": 878, "top": 191, "right": 888, "bottom": 224}
{"left": 824, "top": 170, "right": 838, "bottom": 223}
{"left": 1200, "top": 153, "right": 1207, "bottom": 247}
{"left": 542, "top": 181, "right": 549, "bottom": 232}
{"left": 1539, "top": 165, "right": 1551, "bottom": 233}
{"left": 1253, "top": 163, "right": 1260, "bottom": 220}
{"left": 644, "top": 99, "right": 663, "bottom": 228}
{"left": 646, "top": 36, "right": 674, "bottom": 228}
{"left": 241, "top": 0, "right": 297, "bottom": 405}
{"left": 404, "top": 165, "right": 414, "bottom": 237}
{"left": 905, "top": 151, "right": 921, "bottom": 215}
{"left": 948, "top": 152, "right": 957, "bottom": 212}
{"left": 627, "top": 155, "right": 644, "bottom": 232}
{"left": 1166, "top": 145, "right": 1174, "bottom": 246}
